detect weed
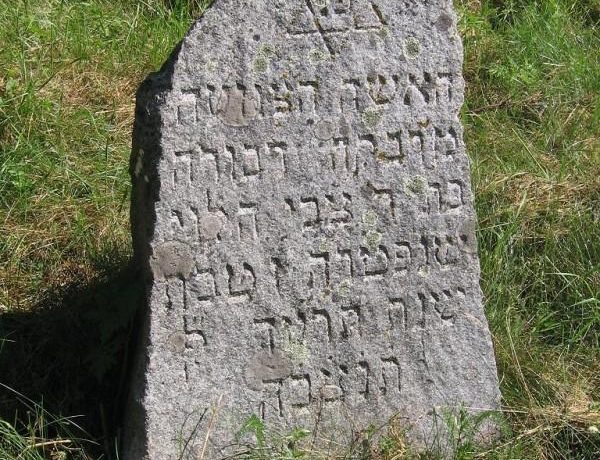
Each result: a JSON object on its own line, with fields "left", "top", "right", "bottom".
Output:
{"left": 0, "top": 384, "right": 92, "bottom": 460}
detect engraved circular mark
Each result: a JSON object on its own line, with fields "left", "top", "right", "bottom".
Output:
{"left": 404, "top": 37, "right": 421, "bottom": 59}
{"left": 314, "top": 119, "right": 335, "bottom": 141}
{"left": 150, "top": 241, "right": 194, "bottom": 280}
{"left": 436, "top": 13, "right": 453, "bottom": 33}
{"left": 167, "top": 332, "right": 186, "bottom": 354}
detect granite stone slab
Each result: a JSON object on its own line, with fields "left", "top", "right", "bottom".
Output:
{"left": 124, "top": 1, "right": 501, "bottom": 458}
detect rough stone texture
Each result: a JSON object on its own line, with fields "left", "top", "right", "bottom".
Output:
{"left": 124, "top": 1, "right": 501, "bottom": 458}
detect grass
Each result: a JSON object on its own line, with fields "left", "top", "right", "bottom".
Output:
{"left": 0, "top": 384, "right": 92, "bottom": 460}
{"left": 461, "top": 1, "right": 600, "bottom": 458}
{"left": 0, "top": 0, "right": 599, "bottom": 458}
{"left": 0, "top": 0, "right": 206, "bottom": 309}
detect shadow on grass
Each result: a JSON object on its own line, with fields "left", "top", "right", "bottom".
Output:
{"left": 0, "top": 257, "right": 143, "bottom": 459}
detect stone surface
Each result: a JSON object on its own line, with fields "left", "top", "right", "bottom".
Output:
{"left": 124, "top": 1, "right": 501, "bottom": 458}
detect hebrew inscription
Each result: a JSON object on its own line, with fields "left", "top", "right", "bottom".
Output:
{"left": 125, "top": 1, "right": 501, "bottom": 459}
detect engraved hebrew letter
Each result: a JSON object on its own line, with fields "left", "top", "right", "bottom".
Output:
{"left": 394, "top": 242, "right": 412, "bottom": 273}
{"left": 254, "top": 318, "right": 276, "bottom": 352}
{"left": 341, "top": 304, "right": 361, "bottom": 339}
{"left": 308, "top": 253, "right": 330, "bottom": 291}
{"left": 380, "top": 357, "right": 401, "bottom": 396}
{"left": 172, "top": 150, "right": 193, "bottom": 188}
{"left": 367, "top": 73, "right": 398, "bottom": 105}
{"left": 388, "top": 297, "right": 407, "bottom": 331}
{"left": 360, "top": 245, "right": 390, "bottom": 277}
{"left": 177, "top": 92, "right": 197, "bottom": 125}
{"left": 340, "top": 361, "right": 370, "bottom": 401}
{"left": 217, "top": 82, "right": 260, "bottom": 127}
{"left": 300, "top": 197, "right": 321, "bottom": 229}
{"left": 189, "top": 269, "right": 217, "bottom": 302}
{"left": 354, "top": 0, "right": 387, "bottom": 30}
{"left": 226, "top": 263, "right": 256, "bottom": 300}
{"left": 299, "top": 81, "right": 319, "bottom": 115}
{"left": 282, "top": 375, "right": 312, "bottom": 409}
{"left": 238, "top": 203, "right": 259, "bottom": 241}
{"left": 308, "top": 309, "right": 333, "bottom": 343}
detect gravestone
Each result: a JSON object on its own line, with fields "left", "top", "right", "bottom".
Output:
{"left": 124, "top": 1, "right": 501, "bottom": 458}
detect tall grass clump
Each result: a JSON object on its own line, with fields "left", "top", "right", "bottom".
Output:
{"left": 459, "top": 0, "right": 600, "bottom": 458}
{"left": 0, "top": 384, "right": 92, "bottom": 460}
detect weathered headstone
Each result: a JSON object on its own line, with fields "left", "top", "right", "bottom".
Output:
{"left": 125, "top": 1, "right": 501, "bottom": 458}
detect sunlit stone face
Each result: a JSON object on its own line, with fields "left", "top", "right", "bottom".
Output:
{"left": 124, "top": 1, "right": 501, "bottom": 458}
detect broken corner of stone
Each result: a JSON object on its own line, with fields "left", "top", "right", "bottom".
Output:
{"left": 122, "top": 1, "right": 501, "bottom": 459}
